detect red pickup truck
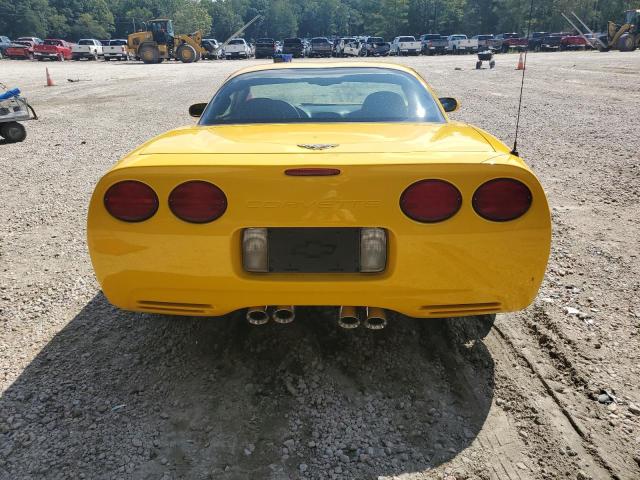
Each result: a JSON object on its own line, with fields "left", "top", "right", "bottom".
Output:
{"left": 559, "top": 33, "right": 588, "bottom": 50}
{"left": 5, "top": 40, "right": 36, "bottom": 60}
{"left": 34, "top": 39, "right": 73, "bottom": 61}
{"left": 491, "top": 33, "right": 528, "bottom": 53}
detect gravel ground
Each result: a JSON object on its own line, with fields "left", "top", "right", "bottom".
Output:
{"left": 1, "top": 51, "right": 639, "bottom": 480}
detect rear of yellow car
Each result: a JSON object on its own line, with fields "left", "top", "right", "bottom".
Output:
{"left": 87, "top": 123, "right": 551, "bottom": 322}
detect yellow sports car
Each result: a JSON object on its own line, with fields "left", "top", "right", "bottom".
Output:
{"left": 87, "top": 62, "right": 551, "bottom": 329}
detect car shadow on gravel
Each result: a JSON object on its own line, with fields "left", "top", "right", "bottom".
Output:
{"left": 0, "top": 294, "right": 494, "bottom": 479}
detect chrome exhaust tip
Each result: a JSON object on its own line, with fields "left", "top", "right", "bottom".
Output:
{"left": 247, "top": 306, "right": 269, "bottom": 325}
{"left": 364, "top": 307, "right": 387, "bottom": 330}
{"left": 338, "top": 306, "right": 361, "bottom": 329}
{"left": 273, "top": 305, "right": 295, "bottom": 324}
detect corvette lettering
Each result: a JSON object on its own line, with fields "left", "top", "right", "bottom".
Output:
{"left": 246, "top": 200, "right": 382, "bottom": 209}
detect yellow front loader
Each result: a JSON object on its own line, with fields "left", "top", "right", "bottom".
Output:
{"left": 128, "top": 19, "right": 205, "bottom": 63}
{"left": 603, "top": 9, "right": 639, "bottom": 51}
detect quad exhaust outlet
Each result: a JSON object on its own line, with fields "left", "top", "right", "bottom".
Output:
{"left": 338, "top": 306, "right": 361, "bottom": 329}
{"left": 247, "top": 305, "right": 387, "bottom": 330}
{"left": 273, "top": 305, "right": 295, "bottom": 324}
{"left": 364, "top": 307, "right": 387, "bottom": 330}
{"left": 246, "top": 306, "right": 269, "bottom": 325}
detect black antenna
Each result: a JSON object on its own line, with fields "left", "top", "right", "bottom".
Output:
{"left": 511, "top": 0, "right": 535, "bottom": 157}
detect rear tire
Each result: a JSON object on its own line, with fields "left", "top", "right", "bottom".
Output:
{"left": 0, "top": 122, "right": 27, "bottom": 143}
{"left": 139, "top": 44, "right": 160, "bottom": 64}
{"left": 618, "top": 34, "right": 635, "bottom": 52}
{"left": 176, "top": 44, "right": 197, "bottom": 63}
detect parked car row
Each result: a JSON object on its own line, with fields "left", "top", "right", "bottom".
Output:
{"left": 0, "top": 31, "right": 597, "bottom": 62}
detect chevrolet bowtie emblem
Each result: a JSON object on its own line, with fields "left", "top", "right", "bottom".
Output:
{"left": 297, "top": 144, "right": 339, "bottom": 150}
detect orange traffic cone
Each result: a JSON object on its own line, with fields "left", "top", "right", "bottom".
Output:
{"left": 516, "top": 52, "right": 525, "bottom": 70}
{"left": 46, "top": 68, "right": 55, "bottom": 87}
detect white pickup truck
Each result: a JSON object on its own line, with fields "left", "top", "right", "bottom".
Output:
{"left": 223, "top": 38, "right": 252, "bottom": 59}
{"left": 446, "top": 34, "right": 477, "bottom": 54}
{"left": 72, "top": 39, "right": 103, "bottom": 60}
{"left": 103, "top": 39, "right": 129, "bottom": 61}
{"left": 390, "top": 36, "right": 421, "bottom": 56}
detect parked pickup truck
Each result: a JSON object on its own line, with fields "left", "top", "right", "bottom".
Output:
{"left": 471, "top": 34, "right": 494, "bottom": 52}
{"left": 390, "top": 36, "right": 421, "bottom": 56}
{"left": 223, "top": 38, "right": 252, "bottom": 59}
{"left": 103, "top": 39, "right": 129, "bottom": 61}
{"left": 491, "top": 33, "right": 528, "bottom": 53}
{"left": 309, "top": 37, "right": 333, "bottom": 57}
{"left": 446, "top": 34, "right": 477, "bottom": 54}
{"left": 34, "top": 39, "right": 73, "bottom": 61}
{"left": 419, "top": 34, "right": 447, "bottom": 55}
{"left": 5, "top": 40, "right": 36, "bottom": 59}
{"left": 342, "top": 39, "right": 363, "bottom": 57}
{"left": 283, "top": 38, "right": 305, "bottom": 58}
{"left": 527, "top": 32, "right": 547, "bottom": 51}
{"left": 533, "top": 33, "right": 562, "bottom": 52}
{"left": 254, "top": 38, "right": 276, "bottom": 59}
{"left": 363, "top": 37, "right": 390, "bottom": 56}
{"left": 559, "top": 33, "right": 587, "bottom": 50}
{"left": 72, "top": 39, "right": 102, "bottom": 60}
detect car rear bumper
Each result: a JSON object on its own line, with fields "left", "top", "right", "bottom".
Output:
{"left": 88, "top": 160, "right": 551, "bottom": 318}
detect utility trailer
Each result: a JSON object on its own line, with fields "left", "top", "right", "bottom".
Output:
{"left": 0, "top": 86, "right": 37, "bottom": 143}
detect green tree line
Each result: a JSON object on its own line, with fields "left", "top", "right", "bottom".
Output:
{"left": 1, "top": 0, "right": 639, "bottom": 41}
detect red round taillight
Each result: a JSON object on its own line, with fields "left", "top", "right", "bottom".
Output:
{"left": 473, "top": 178, "right": 532, "bottom": 221}
{"left": 169, "top": 180, "right": 227, "bottom": 223}
{"left": 400, "top": 179, "right": 462, "bottom": 223}
{"left": 104, "top": 180, "right": 158, "bottom": 222}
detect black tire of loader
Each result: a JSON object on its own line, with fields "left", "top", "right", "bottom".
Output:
{"left": 177, "top": 44, "right": 197, "bottom": 63}
{"left": 139, "top": 44, "right": 160, "bottom": 64}
{"left": 618, "top": 34, "right": 636, "bottom": 52}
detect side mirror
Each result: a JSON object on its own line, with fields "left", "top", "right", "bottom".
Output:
{"left": 189, "top": 103, "right": 207, "bottom": 118}
{"left": 439, "top": 97, "right": 460, "bottom": 113}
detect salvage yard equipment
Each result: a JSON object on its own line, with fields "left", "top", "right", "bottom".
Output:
{"left": 602, "top": 9, "right": 639, "bottom": 51}
{"left": 127, "top": 19, "right": 204, "bottom": 64}
{"left": 562, "top": 10, "right": 638, "bottom": 52}
{"left": 0, "top": 85, "right": 37, "bottom": 143}
{"left": 476, "top": 50, "right": 495, "bottom": 69}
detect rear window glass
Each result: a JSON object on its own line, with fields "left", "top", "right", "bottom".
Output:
{"left": 109, "top": 40, "right": 127, "bottom": 46}
{"left": 44, "top": 40, "right": 62, "bottom": 46}
{"left": 284, "top": 38, "right": 302, "bottom": 44}
{"left": 78, "top": 40, "right": 95, "bottom": 45}
{"left": 368, "top": 37, "right": 384, "bottom": 43}
{"left": 257, "top": 39, "right": 273, "bottom": 43}
{"left": 200, "top": 67, "right": 445, "bottom": 125}
{"left": 229, "top": 39, "right": 244, "bottom": 45}
{"left": 312, "top": 38, "right": 330, "bottom": 43}
{"left": 398, "top": 37, "right": 415, "bottom": 42}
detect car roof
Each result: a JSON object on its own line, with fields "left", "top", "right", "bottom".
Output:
{"left": 226, "top": 62, "right": 421, "bottom": 81}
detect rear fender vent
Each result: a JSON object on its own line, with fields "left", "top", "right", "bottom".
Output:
{"left": 420, "top": 302, "right": 501, "bottom": 316}
{"left": 137, "top": 300, "right": 212, "bottom": 314}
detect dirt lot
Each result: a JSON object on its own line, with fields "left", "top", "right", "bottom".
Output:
{"left": 1, "top": 51, "right": 639, "bottom": 480}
